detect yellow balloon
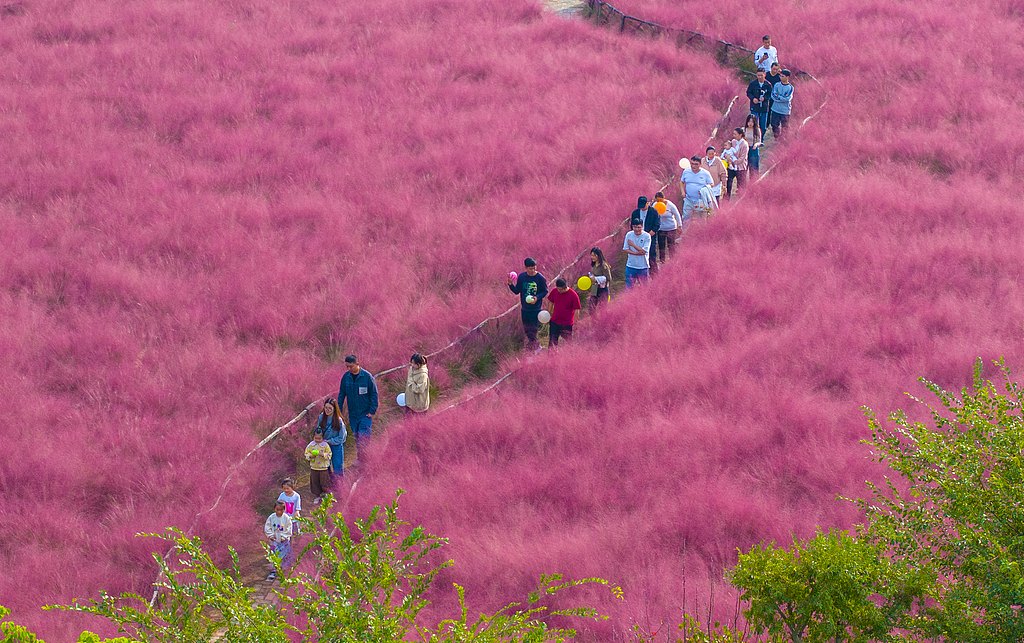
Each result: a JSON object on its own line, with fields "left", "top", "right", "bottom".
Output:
{"left": 577, "top": 276, "right": 592, "bottom": 291}
{"left": 653, "top": 201, "right": 667, "bottom": 214}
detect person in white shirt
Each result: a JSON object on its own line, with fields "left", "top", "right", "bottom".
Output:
{"left": 753, "top": 35, "right": 778, "bottom": 74}
{"left": 277, "top": 478, "right": 302, "bottom": 536}
{"left": 264, "top": 501, "right": 293, "bottom": 580}
{"left": 622, "top": 218, "right": 651, "bottom": 288}
{"left": 679, "top": 156, "right": 714, "bottom": 219}
{"left": 653, "top": 191, "right": 683, "bottom": 262}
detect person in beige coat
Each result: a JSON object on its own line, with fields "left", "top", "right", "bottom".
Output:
{"left": 701, "top": 147, "right": 728, "bottom": 200}
{"left": 405, "top": 353, "right": 430, "bottom": 413}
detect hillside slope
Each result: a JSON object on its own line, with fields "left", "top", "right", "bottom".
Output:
{"left": 0, "top": 0, "right": 737, "bottom": 636}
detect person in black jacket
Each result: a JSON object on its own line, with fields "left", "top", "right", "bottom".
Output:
{"left": 632, "top": 196, "right": 661, "bottom": 274}
{"left": 747, "top": 68, "right": 772, "bottom": 135}
{"left": 765, "top": 62, "right": 782, "bottom": 120}
{"left": 508, "top": 257, "right": 548, "bottom": 352}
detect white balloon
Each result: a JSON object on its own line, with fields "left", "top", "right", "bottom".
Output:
{"left": 538, "top": 310, "right": 552, "bottom": 324}
{"left": 397, "top": 393, "right": 406, "bottom": 407}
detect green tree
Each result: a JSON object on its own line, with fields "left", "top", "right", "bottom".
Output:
{"left": 49, "top": 490, "right": 608, "bottom": 642}
{"left": 2, "top": 605, "right": 42, "bottom": 643}
{"left": 858, "top": 359, "right": 1024, "bottom": 642}
{"left": 729, "top": 529, "right": 926, "bottom": 643}
{"left": 75, "top": 633, "right": 133, "bottom": 643}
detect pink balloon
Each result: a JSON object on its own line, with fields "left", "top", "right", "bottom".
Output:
{"left": 509, "top": 271, "right": 517, "bottom": 280}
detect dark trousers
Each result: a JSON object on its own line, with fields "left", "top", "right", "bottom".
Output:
{"left": 349, "top": 415, "right": 371, "bottom": 463}
{"left": 548, "top": 322, "right": 573, "bottom": 346}
{"left": 310, "top": 469, "right": 331, "bottom": 498}
{"left": 521, "top": 310, "right": 540, "bottom": 348}
{"left": 770, "top": 112, "right": 789, "bottom": 140}
{"left": 589, "top": 287, "right": 609, "bottom": 312}
{"left": 657, "top": 230, "right": 675, "bottom": 261}
{"left": 647, "top": 234, "right": 658, "bottom": 272}
{"left": 748, "top": 147, "right": 760, "bottom": 172}
{"left": 726, "top": 169, "right": 746, "bottom": 198}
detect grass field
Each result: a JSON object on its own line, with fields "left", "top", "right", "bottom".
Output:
{"left": 0, "top": 0, "right": 739, "bottom": 637}
{"left": 342, "top": 0, "right": 1024, "bottom": 635}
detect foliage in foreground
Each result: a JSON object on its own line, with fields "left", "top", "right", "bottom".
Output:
{"left": 28, "top": 490, "right": 609, "bottom": 643}
{"left": 857, "top": 358, "right": 1024, "bottom": 642}
{"left": 729, "top": 529, "right": 928, "bottom": 643}
{"left": 730, "top": 359, "right": 1024, "bottom": 643}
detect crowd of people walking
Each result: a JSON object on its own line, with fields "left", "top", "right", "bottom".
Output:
{"left": 264, "top": 35, "right": 796, "bottom": 575}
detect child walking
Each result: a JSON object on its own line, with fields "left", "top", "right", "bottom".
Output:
{"left": 405, "top": 353, "right": 430, "bottom": 414}
{"left": 305, "top": 428, "right": 332, "bottom": 504}
{"left": 277, "top": 478, "right": 302, "bottom": 536}
{"left": 264, "top": 500, "right": 292, "bottom": 581}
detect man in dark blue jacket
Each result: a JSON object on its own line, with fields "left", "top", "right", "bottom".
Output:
{"left": 338, "top": 355, "right": 378, "bottom": 464}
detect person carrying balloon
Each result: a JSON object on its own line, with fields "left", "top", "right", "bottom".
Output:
{"left": 653, "top": 191, "right": 683, "bottom": 261}
{"left": 403, "top": 353, "right": 430, "bottom": 414}
{"left": 585, "top": 247, "right": 612, "bottom": 311}
{"left": 508, "top": 257, "right": 548, "bottom": 352}
{"left": 304, "top": 428, "right": 332, "bottom": 505}
{"left": 544, "top": 278, "right": 582, "bottom": 347}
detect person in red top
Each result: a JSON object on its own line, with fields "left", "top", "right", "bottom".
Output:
{"left": 545, "top": 278, "right": 582, "bottom": 347}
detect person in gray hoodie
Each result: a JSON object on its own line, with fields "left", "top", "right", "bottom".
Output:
{"left": 770, "top": 70, "right": 794, "bottom": 140}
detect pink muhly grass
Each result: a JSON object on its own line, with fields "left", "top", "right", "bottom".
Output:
{"left": 2, "top": 0, "right": 1022, "bottom": 635}
{"left": 0, "top": 0, "right": 737, "bottom": 635}
{"left": 346, "top": 0, "right": 1024, "bottom": 621}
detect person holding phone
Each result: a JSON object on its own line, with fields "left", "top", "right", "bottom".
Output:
{"left": 754, "top": 35, "right": 778, "bottom": 74}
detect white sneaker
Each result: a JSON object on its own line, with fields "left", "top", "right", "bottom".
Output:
{"left": 266, "top": 572, "right": 276, "bottom": 581}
